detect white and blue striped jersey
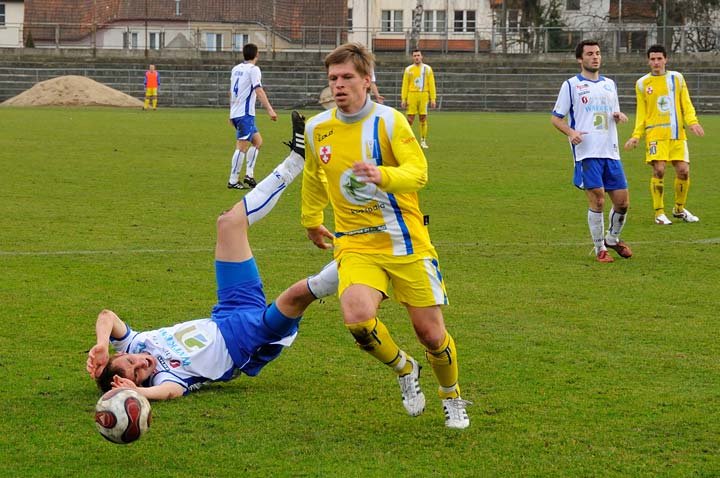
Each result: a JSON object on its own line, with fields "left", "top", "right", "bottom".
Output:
{"left": 111, "top": 318, "right": 235, "bottom": 395}
{"left": 229, "top": 62, "right": 263, "bottom": 119}
{"left": 552, "top": 74, "right": 621, "bottom": 161}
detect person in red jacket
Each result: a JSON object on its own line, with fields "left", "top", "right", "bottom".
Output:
{"left": 143, "top": 64, "right": 160, "bottom": 110}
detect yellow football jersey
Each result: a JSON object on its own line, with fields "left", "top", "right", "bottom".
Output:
{"left": 401, "top": 63, "right": 437, "bottom": 102}
{"left": 631, "top": 71, "right": 699, "bottom": 142}
{"left": 301, "top": 103, "right": 433, "bottom": 257}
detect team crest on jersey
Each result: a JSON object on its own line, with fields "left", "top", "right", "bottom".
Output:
{"left": 581, "top": 96, "right": 590, "bottom": 104}
{"left": 320, "top": 145, "right": 332, "bottom": 164}
{"left": 646, "top": 86, "right": 653, "bottom": 95}
{"left": 170, "top": 359, "right": 181, "bottom": 368}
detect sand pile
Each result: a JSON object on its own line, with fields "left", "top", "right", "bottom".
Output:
{"left": 1, "top": 75, "right": 144, "bottom": 107}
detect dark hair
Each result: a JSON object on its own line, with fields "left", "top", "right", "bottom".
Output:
{"left": 575, "top": 40, "right": 600, "bottom": 59}
{"left": 647, "top": 44, "right": 667, "bottom": 58}
{"left": 243, "top": 43, "right": 259, "bottom": 61}
{"left": 324, "top": 42, "right": 375, "bottom": 77}
{"left": 95, "top": 355, "right": 124, "bottom": 393}
{"left": 412, "top": 49, "right": 422, "bottom": 54}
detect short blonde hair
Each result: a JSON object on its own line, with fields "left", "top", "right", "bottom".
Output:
{"left": 324, "top": 42, "right": 375, "bottom": 78}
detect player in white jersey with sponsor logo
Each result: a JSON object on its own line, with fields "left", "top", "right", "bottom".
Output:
{"left": 86, "top": 116, "right": 339, "bottom": 400}
{"left": 227, "top": 43, "right": 278, "bottom": 190}
{"left": 551, "top": 40, "right": 633, "bottom": 263}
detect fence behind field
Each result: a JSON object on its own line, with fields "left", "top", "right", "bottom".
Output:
{"left": 2, "top": 66, "right": 720, "bottom": 113}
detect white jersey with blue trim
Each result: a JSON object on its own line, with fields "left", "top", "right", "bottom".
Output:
{"left": 552, "top": 74, "right": 621, "bottom": 161}
{"left": 111, "top": 318, "right": 235, "bottom": 395}
{"left": 230, "top": 62, "right": 262, "bottom": 119}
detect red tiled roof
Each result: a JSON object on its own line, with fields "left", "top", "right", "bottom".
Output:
{"left": 24, "top": 0, "right": 345, "bottom": 42}
{"left": 608, "top": 0, "right": 657, "bottom": 22}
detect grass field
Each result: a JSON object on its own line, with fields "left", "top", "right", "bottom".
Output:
{"left": 1, "top": 107, "right": 719, "bottom": 477}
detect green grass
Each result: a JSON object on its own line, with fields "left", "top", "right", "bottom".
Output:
{"left": 1, "top": 107, "right": 719, "bottom": 477}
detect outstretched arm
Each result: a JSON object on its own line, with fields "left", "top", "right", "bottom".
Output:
{"left": 87, "top": 309, "right": 127, "bottom": 379}
{"left": 111, "top": 376, "right": 185, "bottom": 401}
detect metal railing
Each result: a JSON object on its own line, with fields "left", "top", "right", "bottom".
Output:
{"left": 2, "top": 66, "right": 720, "bottom": 113}
{"left": 3, "top": 22, "right": 719, "bottom": 55}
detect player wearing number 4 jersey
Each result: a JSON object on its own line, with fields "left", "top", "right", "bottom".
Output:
{"left": 551, "top": 40, "right": 633, "bottom": 263}
{"left": 227, "top": 43, "right": 278, "bottom": 191}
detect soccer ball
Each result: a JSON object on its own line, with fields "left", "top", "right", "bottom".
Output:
{"left": 94, "top": 387, "right": 152, "bottom": 444}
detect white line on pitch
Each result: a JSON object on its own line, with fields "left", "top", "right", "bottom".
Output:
{"left": 1, "top": 237, "right": 719, "bottom": 257}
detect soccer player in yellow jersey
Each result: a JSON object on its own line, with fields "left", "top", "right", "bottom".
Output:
{"left": 300, "top": 43, "right": 470, "bottom": 429}
{"left": 624, "top": 44, "right": 705, "bottom": 224}
{"left": 401, "top": 49, "right": 436, "bottom": 149}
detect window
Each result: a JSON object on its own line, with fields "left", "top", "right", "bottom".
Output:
{"left": 453, "top": 10, "right": 476, "bottom": 33}
{"left": 0, "top": 4, "right": 5, "bottom": 26}
{"left": 381, "top": 10, "right": 403, "bottom": 33}
{"left": 232, "top": 33, "right": 249, "bottom": 52}
{"left": 206, "top": 33, "right": 223, "bottom": 51}
{"left": 347, "top": 8, "right": 353, "bottom": 32}
{"left": 149, "top": 32, "right": 164, "bottom": 50}
{"left": 507, "top": 9, "right": 520, "bottom": 32}
{"left": 423, "top": 10, "right": 446, "bottom": 33}
{"left": 566, "top": 0, "right": 581, "bottom": 10}
{"left": 123, "top": 31, "right": 138, "bottom": 49}
{"left": 620, "top": 31, "right": 647, "bottom": 52}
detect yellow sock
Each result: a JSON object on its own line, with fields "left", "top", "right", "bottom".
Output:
{"left": 143, "top": 98, "right": 150, "bottom": 109}
{"left": 674, "top": 177, "right": 690, "bottom": 213}
{"left": 346, "top": 318, "right": 412, "bottom": 375}
{"left": 420, "top": 120, "right": 428, "bottom": 140}
{"left": 650, "top": 177, "right": 665, "bottom": 216}
{"left": 152, "top": 98, "right": 158, "bottom": 109}
{"left": 425, "top": 332, "right": 461, "bottom": 399}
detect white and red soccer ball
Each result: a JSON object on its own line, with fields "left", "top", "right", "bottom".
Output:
{"left": 94, "top": 388, "right": 151, "bottom": 444}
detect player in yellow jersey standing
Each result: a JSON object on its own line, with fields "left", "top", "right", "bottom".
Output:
{"left": 298, "top": 43, "right": 470, "bottom": 429}
{"left": 401, "top": 49, "right": 436, "bottom": 149}
{"left": 624, "top": 44, "right": 705, "bottom": 225}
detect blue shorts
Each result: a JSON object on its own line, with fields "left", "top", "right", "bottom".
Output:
{"left": 574, "top": 158, "right": 628, "bottom": 191}
{"left": 211, "top": 259, "right": 300, "bottom": 376}
{"left": 232, "top": 116, "right": 258, "bottom": 141}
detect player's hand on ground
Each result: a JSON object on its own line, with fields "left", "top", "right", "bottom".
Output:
{"left": 613, "top": 112, "right": 628, "bottom": 123}
{"left": 689, "top": 123, "right": 704, "bottom": 137}
{"left": 624, "top": 137, "right": 639, "bottom": 150}
{"left": 307, "top": 226, "right": 334, "bottom": 250}
{"left": 87, "top": 343, "right": 109, "bottom": 378}
{"left": 569, "top": 130, "right": 587, "bottom": 145}
{"left": 352, "top": 162, "right": 381, "bottom": 184}
{"left": 112, "top": 375, "right": 137, "bottom": 390}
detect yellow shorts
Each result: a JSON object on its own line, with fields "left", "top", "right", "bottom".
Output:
{"left": 406, "top": 92, "right": 429, "bottom": 116}
{"left": 645, "top": 139, "right": 689, "bottom": 163}
{"left": 337, "top": 251, "right": 448, "bottom": 307}
{"left": 145, "top": 87, "right": 158, "bottom": 98}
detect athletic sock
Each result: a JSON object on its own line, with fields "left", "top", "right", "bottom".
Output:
{"left": 229, "top": 149, "right": 245, "bottom": 184}
{"left": 143, "top": 98, "right": 150, "bottom": 109}
{"left": 420, "top": 119, "right": 428, "bottom": 140}
{"left": 674, "top": 177, "right": 690, "bottom": 212}
{"left": 605, "top": 207, "right": 627, "bottom": 245}
{"left": 588, "top": 209, "right": 605, "bottom": 254}
{"left": 244, "top": 152, "right": 304, "bottom": 226}
{"left": 152, "top": 98, "right": 157, "bottom": 109}
{"left": 425, "top": 332, "right": 461, "bottom": 399}
{"left": 246, "top": 146, "right": 259, "bottom": 178}
{"left": 346, "top": 318, "right": 412, "bottom": 375}
{"left": 307, "top": 261, "right": 338, "bottom": 299}
{"left": 650, "top": 177, "right": 665, "bottom": 216}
